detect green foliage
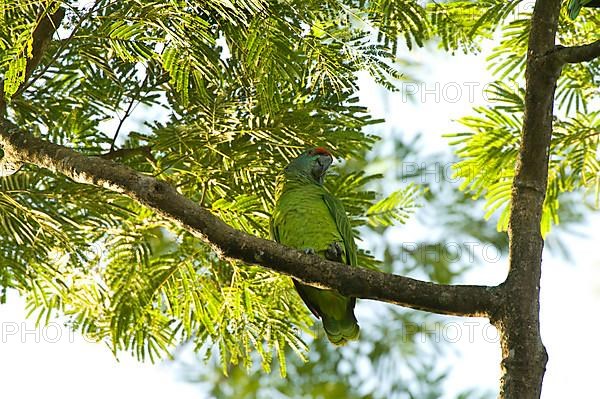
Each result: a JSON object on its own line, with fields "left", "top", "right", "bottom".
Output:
{"left": 179, "top": 136, "right": 508, "bottom": 398}
{"left": 0, "top": 0, "right": 597, "bottom": 396}
{"left": 366, "top": 183, "right": 420, "bottom": 227}
{"left": 448, "top": 6, "right": 600, "bottom": 236}
{"left": 184, "top": 309, "right": 461, "bottom": 399}
{"left": 0, "top": 0, "right": 38, "bottom": 98}
{"left": 447, "top": 82, "right": 522, "bottom": 234}
{"left": 0, "top": 0, "right": 426, "bottom": 374}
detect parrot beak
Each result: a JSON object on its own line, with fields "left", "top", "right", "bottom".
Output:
{"left": 312, "top": 153, "right": 333, "bottom": 184}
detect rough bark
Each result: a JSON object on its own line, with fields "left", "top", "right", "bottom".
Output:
{"left": 0, "top": 7, "right": 65, "bottom": 173}
{"left": 493, "top": 0, "right": 562, "bottom": 397}
{"left": 1, "top": 3, "right": 600, "bottom": 399}
{"left": 0, "top": 7, "right": 65, "bottom": 112}
{"left": 555, "top": 39, "right": 600, "bottom": 63}
{"left": 0, "top": 121, "right": 497, "bottom": 317}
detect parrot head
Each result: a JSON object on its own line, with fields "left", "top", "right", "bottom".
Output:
{"left": 284, "top": 147, "right": 333, "bottom": 184}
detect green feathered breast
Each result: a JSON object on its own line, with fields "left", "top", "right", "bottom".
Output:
{"left": 270, "top": 148, "right": 359, "bottom": 345}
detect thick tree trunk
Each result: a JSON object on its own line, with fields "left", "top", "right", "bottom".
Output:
{"left": 1, "top": 2, "right": 600, "bottom": 398}
{"left": 494, "top": 0, "right": 562, "bottom": 397}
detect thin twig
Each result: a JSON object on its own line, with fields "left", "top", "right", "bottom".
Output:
{"left": 100, "top": 145, "right": 153, "bottom": 160}
{"left": 109, "top": 69, "right": 151, "bottom": 152}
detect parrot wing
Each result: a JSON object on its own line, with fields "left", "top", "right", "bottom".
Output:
{"left": 322, "top": 192, "right": 358, "bottom": 267}
{"left": 270, "top": 207, "right": 321, "bottom": 318}
{"left": 568, "top": 0, "right": 599, "bottom": 19}
{"left": 270, "top": 185, "right": 360, "bottom": 344}
{"left": 292, "top": 280, "right": 320, "bottom": 317}
{"left": 568, "top": 0, "right": 582, "bottom": 19}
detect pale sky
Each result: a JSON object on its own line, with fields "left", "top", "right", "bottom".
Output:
{"left": 2, "top": 40, "right": 600, "bottom": 399}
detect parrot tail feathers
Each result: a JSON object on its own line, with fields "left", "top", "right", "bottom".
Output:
{"left": 321, "top": 313, "right": 360, "bottom": 346}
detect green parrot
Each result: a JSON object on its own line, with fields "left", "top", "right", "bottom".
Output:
{"left": 270, "top": 147, "right": 359, "bottom": 345}
{"left": 567, "top": 0, "right": 600, "bottom": 19}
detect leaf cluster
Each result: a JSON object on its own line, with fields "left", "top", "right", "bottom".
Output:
{"left": 0, "top": 0, "right": 433, "bottom": 374}
{"left": 1, "top": 0, "right": 594, "bottom": 386}
{"left": 448, "top": 5, "right": 600, "bottom": 236}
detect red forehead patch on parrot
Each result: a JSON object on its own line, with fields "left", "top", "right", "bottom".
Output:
{"left": 312, "top": 147, "right": 331, "bottom": 156}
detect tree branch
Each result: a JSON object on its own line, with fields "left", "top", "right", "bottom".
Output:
{"left": 0, "top": 7, "right": 66, "bottom": 109}
{"left": 0, "top": 7, "right": 65, "bottom": 175}
{"left": 100, "top": 145, "right": 154, "bottom": 161}
{"left": 554, "top": 40, "right": 600, "bottom": 64}
{"left": 0, "top": 120, "right": 499, "bottom": 317}
{"left": 25, "top": 7, "right": 67, "bottom": 88}
{"left": 0, "top": 156, "right": 23, "bottom": 176}
{"left": 17, "top": 3, "right": 103, "bottom": 97}
{"left": 496, "top": 0, "right": 563, "bottom": 397}
{"left": 0, "top": 124, "right": 23, "bottom": 177}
